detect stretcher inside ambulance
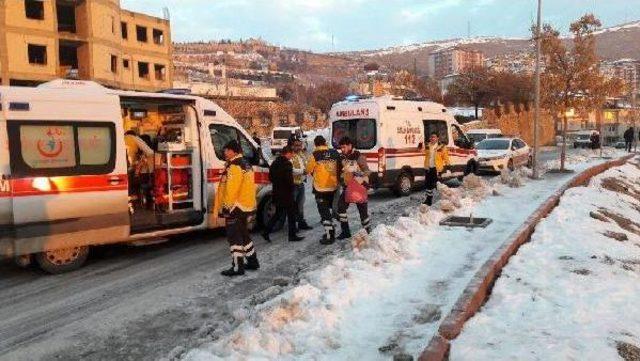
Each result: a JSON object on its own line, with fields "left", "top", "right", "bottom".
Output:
{"left": 0, "top": 80, "right": 271, "bottom": 274}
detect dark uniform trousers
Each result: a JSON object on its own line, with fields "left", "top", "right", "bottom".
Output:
{"left": 226, "top": 209, "right": 256, "bottom": 271}
{"left": 425, "top": 167, "right": 438, "bottom": 206}
{"left": 337, "top": 189, "right": 371, "bottom": 234}
{"left": 315, "top": 191, "right": 336, "bottom": 238}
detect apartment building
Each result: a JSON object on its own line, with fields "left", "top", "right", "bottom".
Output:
{"left": 0, "top": 0, "right": 173, "bottom": 91}
{"left": 427, "top": 47, "right": 484, "bottom": 79}
{"left": 600, "top": 59, "right": 640, "bottom": 96}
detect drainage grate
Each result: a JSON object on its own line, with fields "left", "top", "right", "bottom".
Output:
{"left": 440, "top": 215, "right": 492, "bottom": 228}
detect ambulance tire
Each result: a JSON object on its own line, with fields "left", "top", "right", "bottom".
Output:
{"left": 35, "top": 246, "right": 90, "bottom": 274}
{"left": 257, "top": 195, "right": 285, "bottom": 232}
{"left": 393, "top": 172, "right": 413, "bottom": 197}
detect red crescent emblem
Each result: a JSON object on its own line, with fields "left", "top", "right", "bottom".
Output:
{"left": 37, "top": 139, "right": 64, "bottom": 158}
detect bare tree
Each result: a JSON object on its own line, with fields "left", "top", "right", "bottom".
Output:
{"left": 309, "top": 81, "right": 349, "bottom": 114}
{"left": 446, "top": 66, "right": 494, "bottom": 119}
{"left": 537, "top": 14, "right": 618, "bottom": 170}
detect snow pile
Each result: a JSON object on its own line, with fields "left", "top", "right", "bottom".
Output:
{"left": 462, "top": 174, "right": 492, "bottom": 201}
{"left": 184, "top": 176, "right": 503, "bottom": 360}
{"left": 183, "top": 214, "right": 444, "bottom": 361}
{"left": 498, "top": 168, "right": 524, "bottom": 188}
{"left": 437, "top": 182, "right": 463, "bottom": 212}
{"left": 452, "top": 159, "right": 640, "bottom": 360}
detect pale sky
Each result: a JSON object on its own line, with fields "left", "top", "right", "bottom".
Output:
{"left": 121, "top": 0, "right": 640, "bottom": 52}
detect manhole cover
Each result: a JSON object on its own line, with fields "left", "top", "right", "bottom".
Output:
{"left": 440, "top": 216, "right": 492, "bottom": 228}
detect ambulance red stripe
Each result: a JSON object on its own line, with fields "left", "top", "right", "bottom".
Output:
{"left": 8, "top": 174, "right": 128, "bottom": 197}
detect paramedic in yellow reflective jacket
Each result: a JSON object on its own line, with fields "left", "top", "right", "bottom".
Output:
{"left": 217, "top": 140, "right": 259, "bottom": 277}
{"left": 422, "top": 132, "right": 450, "bottom": 206}
{"left": 306, "top": 135, "right": 341, "bottom": 244}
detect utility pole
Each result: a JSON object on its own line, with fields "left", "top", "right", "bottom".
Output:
{"left": 532, "top": 0, "right": 542, "bottom": 178}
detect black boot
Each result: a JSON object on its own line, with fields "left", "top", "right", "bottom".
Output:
{"left": 320, "top": 229, "right": 336, "bottom": 245}
{"left": 261, "top": 230, "right": 271, "bottom": 242}
{"left": 221, "top": 256, "right": 245, "bottom": 277}
{"left": 245, "top": 254, "right": 260, "bottom": 271}
{"left": 362, "top": 217, "right": 372, "bottom": 234}
{"left": 289, "top": 234, "right": 305, "bottom": 242}
{"left": 298, "top": 220, "right": 313, "bottom": 231}
{"left": 337, "top": 223, "right": 351, "bottom": 240}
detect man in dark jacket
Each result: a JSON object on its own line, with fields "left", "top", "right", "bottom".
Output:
{"left": 590, "top": 131, "right": 600, "bottom": 150}
{"left": 624, "top": 127, "right": 634, "bottom": 153}
{"left": 261, "top": 146, "right": 304, "bottom": 243}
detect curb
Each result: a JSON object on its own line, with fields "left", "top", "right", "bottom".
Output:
{"left": 419, "top": 154, "right": 637, "bottom": 361}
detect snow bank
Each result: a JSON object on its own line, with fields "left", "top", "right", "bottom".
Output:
{"left": 452, "top": 158, "right": 640, "bottom": 360}
{"left": 184, "top": 215, "right": 444, "bottom": 361}
{"left": 184, "top": 177, "right": 503, "bottom": 360}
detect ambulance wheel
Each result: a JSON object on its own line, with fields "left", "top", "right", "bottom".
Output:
{"left": 257, "top": 195, "right": 284, "bottom": 231}
{"left": 393, "top": 172, "right": 413, "bottom": 197}
{"left": 35, "top": 246, "right": 90, "bottom": 274}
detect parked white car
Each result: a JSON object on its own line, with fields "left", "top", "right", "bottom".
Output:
{"left": 476, "top": 137, "right": 531, "bottom": 173}
{"left": 270, "top": 126, "right": 305, "bottom": 154}
{"left": 466, "top": 128, "right": 503, "bottom": 144}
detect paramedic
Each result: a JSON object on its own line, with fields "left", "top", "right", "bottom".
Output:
{"left": 217, "top": 140, "right": 260, "bottom": 277}
{"left": 125, "top": 130, "right": 155, "bottom": 205}
{"left": 421, "top": 132, "right": 450, "bottom": 206}
{"left": 306, "top": 136, "right": 341, "bottom": 244}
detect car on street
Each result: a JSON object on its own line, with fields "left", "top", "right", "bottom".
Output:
{"left": 614, "top": 140, "right": 627, "bottom": 149}
{"left": 572, "top": 130, "right": 597, "bottom": 149}
{"left": 476, "top": 137, "right": 531, "bottom": 173}
{"left": 466, "top": 128, "right": 503, "bottom": 145}
{"left": 270, "top": 126, "right": 305, "bottom": 154}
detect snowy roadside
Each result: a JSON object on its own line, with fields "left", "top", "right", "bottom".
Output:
{"left": 181, "top": 150, "right": 629, "bottom": 360}
{"left": 451, "top": 156, "right": 640, "bottom": 361}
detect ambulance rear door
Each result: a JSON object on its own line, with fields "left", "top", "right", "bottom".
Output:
{"left": 5, "top": 89, "right": 130, "bottom": 256}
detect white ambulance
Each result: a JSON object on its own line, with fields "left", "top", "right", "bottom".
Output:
{"left": 329, "top": 95, "right": 478, "bottom": 196}
{"left": 0, "top": 80, "right": 274, "bottom": 273}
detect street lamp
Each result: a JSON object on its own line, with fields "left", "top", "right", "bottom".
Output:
{"left": 532, "top": 0, "right": 542, "bottom": 179}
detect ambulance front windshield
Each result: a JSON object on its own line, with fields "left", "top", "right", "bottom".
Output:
{"left": 332, "top": 119, "right": 376, "bottom": 149}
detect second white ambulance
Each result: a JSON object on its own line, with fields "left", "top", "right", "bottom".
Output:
{"left": 330, "top": 95, "right": 478, "bottom": 196}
